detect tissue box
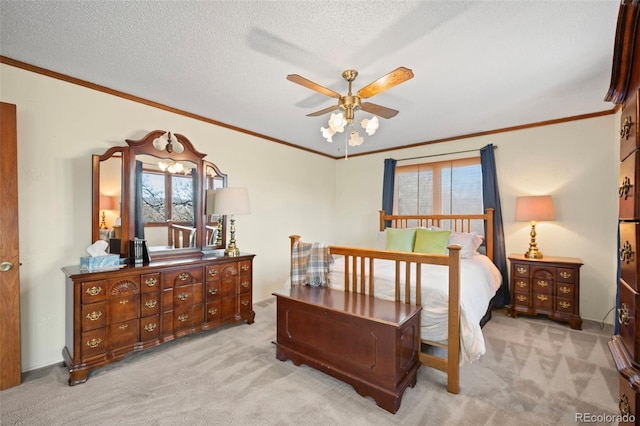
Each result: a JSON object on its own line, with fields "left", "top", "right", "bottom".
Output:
{"left": 80, "top": 254, "right": 121, "bottom": 271}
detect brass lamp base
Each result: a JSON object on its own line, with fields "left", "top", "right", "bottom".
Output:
{"left": 524, "top": 221, "right": 544, "bottom": 259}
{"left": 224, "top": 218, "right": 240, "bottom": 257}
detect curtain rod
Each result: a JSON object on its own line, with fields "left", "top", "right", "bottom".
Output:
{"left": 395, "top": 145, "right": 497, "bottom": 162}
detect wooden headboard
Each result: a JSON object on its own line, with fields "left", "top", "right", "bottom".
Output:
{"left": 378, "top": 208, "right": 494, "bottom": 261}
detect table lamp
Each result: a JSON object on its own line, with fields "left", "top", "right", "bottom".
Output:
{"left": 515, "top": 195, "right": 555, "bottom": 259}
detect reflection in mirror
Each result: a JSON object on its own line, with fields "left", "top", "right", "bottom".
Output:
{"left": 204, "top": 162, "right": 227, "bottom": 248}
{"left": 135, "top": 154, "right": 197, "bottom": 251}
{"left": 98, "top": 154, "right": 122, "bottom": 243}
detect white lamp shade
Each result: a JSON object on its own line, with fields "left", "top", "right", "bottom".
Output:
{"left": 515, "top": 195, "right": 555, "bottom": 222}
{"left": 212, "top": 187, "right": 251, "bottom": 215}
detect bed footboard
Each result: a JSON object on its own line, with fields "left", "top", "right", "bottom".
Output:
{"left": 288, "top": 235, "right": 462, "bottom": 394}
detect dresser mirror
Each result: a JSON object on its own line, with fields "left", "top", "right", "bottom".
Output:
{"left": 92, "top": 130, "right": 227, "bottom": 260}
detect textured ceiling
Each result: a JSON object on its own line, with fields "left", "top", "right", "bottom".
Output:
{"left": 0, "top": 1, "right": 621, "bottom": 158}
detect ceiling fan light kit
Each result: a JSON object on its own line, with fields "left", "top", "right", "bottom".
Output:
{"left": 287, "top": 67, "right": 414, "bottom": 153}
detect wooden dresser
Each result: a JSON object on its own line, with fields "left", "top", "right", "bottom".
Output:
{"left": 62, "top": 252, "right": 254, "bottom": 385}
{"left": 507, "top": 254, "right": 583, "bottom": 329}
{"left": 607, "top": 1, "right": 640, "bottom": 424}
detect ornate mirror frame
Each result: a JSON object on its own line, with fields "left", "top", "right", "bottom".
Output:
{"left": 92, "top": 130, "right": 227, "bottom": 260}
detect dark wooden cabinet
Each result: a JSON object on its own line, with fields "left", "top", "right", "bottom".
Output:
{"left": 62, "top": 253, "right": 254, "bottom": 385}
{"left": 607, "top": 2, "right": 640, "bottom": 424}
{"left": 507, "top": 254, "right": 583, "bottom": 329}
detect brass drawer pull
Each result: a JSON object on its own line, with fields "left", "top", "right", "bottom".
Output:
{"left": 559, "top": 301, "right": 571, "bottom": 309}
{"left": 86, "top": 338, "right": 102, "bottom": 349}
{"left": 619, "top": 394, "right": 631, "bottom": 416}
{"left": 619, "top": 303, "right": 630, "bottom": 326}
{"left": 559, "top": 286, "right": 571, "bottom": 294}
{"left": 241, "top": 300, "right": 249, "bottom": 306}
{"left": 517, "top": 295, "right": 527, "bottom": 302}
{"left": 119, "top": 299, "right": 129, "bottom": 305}
{"left": 178, "top": 292, "right": 189, "bottom": 301}
{"left": 536, "top": 295, "right": 548, "bottom": 302}
{"left": 516, "top": 267, "right": 526, "bottom": 274}
{"left": 86, "top": 286, "right": 103, "bottom": 296}
{"left": 516, "top": 281, "right": 526, "bottom": 288}
{"left": 620, "top": 116, "right": 633, "bottom": 140}
{"left": 208, "top": 288, "right": 218, "bottom": 295}
{"left": 620, "top": 241, "right": 633, "bottom": 264}
{"left": 86, "top": 311, "right": 103, "bottom": 321}
{"left": 620, "top": 176, "right": 632, "bottom": 200}
{"left": 145, "top": 299, "right": 157, "bottom": 308}
{"left": 241, "top": 264, "right": 249, "bottom": 272}
{"left": 178, "top": 272, "right": 189, "bottom": 281}
{"left": 208, "top": 269, "right": 218, "bottom": 277}
{"left": 144, "top": 323, "right": 157, "bottom": 332}
{"left": 559, "top": 271, "right": 572, "bottom": 279}
{"left": 119, "top": 324, "right": 128, "bottom": 330}
{"left": 208, "top": 308, "right": 218, "bottom": 315}
{"left": 178, "top": 313, "right": 189, "bottom": 322}
{"left": 241, "top": 281, "right": 250, "bottom": 288}
{"left": 536, "top": 280, "right": 549, "bottom": 287}
{"left": 145, "top": 277, "right": 158, "bottom": 287}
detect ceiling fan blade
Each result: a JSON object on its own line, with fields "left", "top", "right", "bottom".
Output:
{"left": 357, "top": 67, "right": 414, "bottom": 99}
{"left": 360, "top": 102, "right": 399, "bottom": 119}
{"left": 306, "top": 104, "right": 340, "bottom": 117}
{"left": 286, "top": 74, "right": 341, "bottom": 99}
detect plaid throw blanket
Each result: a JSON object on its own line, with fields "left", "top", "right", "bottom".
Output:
{"left": 291, "top": 241, "right": 332, "bottom": 287}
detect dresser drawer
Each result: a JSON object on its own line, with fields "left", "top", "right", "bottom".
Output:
{"left": 81, "top": 280, "right": 107, "bottom": 303}
{"left": 619, "top": 278, "right": 640, "bottom": 367}
{"left": 620, "top": 88, "right": 639, "bottom": 162}
{"left": 531, "top": 268, "right": 554, "bottom": 295}
{"left": 140, "top": 292, "right": 160, "bottom": 317}
{"left": 513, "top": 263, "right": 529, "bottom": 277}
{"left": 239, "top": 277, "right": 251, "bottom": 294}
{"left": 239, "top": 260, "right": 252, "bottom": 275}
{"left": 174, "top": 306, "right": 194, "bottom": 331}
{"left": 618, "top": 376, "right": 637, "bottom": 425}
{"left": 81, "top": 329, "right": 106, "bottom": 360}
{"left": 206, "top": 281, "right": 221, "bottom": 300}
{"left": 239, "top": 293, "right": 251, "bottom": 315}
{"left": 532, "top": 293, "right": 553, "bottom": 310}
{"left": 221, "top": 297, "right": 237, "bottom": 318}
{"left": 140, "top": 273, "right": 160, "bottom": 293}
{"left": 107, "top": 276, "right": 140, "bottom": 298}
{"left": 206, "top": 301, "right": 221, "bottom": 322}
{"left": 557, "top": 282, "right": 575, "bottom": 298}
{"left": 140, "top": 315, "right": 160, "bottom": 341}
{"left": 556, "top": 297, "right": 575, "bottom": 314}
{"left": 82, "top": 301, "right": 106, "bottom": 331}
{"left": 620, "top": 222, "right": 640, "bottom": 291}
{"left": 108, "top": 318, "right": 139, "bottom": 350}
{"left": 108, "top": 294, "right": 139, "bottom": 324}
{"left": 619, "top": 150, "right": 640, "bottom": 220}
{"left": 206, "top": 264, "right": 221, "bottom": 281}
{"left": 163, "top": 266, "right": 203, "bottom": 289}
{"left": 174, "top": 285, "right": 194, "bottom": 307}
{"left": 222, "top": 277, "right": 238, "bottom": 296}
{"left": 557, "top": 268, "right": 577, "bottom": 283}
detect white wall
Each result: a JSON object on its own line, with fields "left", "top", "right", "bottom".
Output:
{"left": 0, "top": 64, "right": 336, "bottom": 371}
{"left": 334, "top": 115, "right": 620, "bottom": 326}
{"left": 0, "top": 63, "right": 620, "bottom": 372}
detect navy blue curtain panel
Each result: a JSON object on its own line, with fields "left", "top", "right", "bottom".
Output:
{"left": 382, "top": 158, "right": 396, "bottom": 228}
{"left": 480, "top": 144, "right": 509, "bottom": 307}
{"left": 135, "top": 160, "right": 145, "bottom": 239}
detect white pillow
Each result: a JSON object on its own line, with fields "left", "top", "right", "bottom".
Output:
{"left": 447, "top": 232, "right": 481, "bottom": 258}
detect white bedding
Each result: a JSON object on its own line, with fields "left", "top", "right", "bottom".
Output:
{"left": 327, "top": 254, "right": 502, "bottom": 363}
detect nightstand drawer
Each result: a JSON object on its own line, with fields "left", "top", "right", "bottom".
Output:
{"left": 513, "top": 263, "right": 529, "bottom": 277}
{"left": 619, "top": 150, "right": 640, "bottom": 220}
{"left": 557, "top": 268, "right": 577, "bottom": 283}
{"left": 619, "top": 279, "right": 640, "bottom": 367}
{"left": 620, "top": 88, "right": 638, "bottom": 162}
{"left": 556, "top": 297, "right": 575, "bottom": 314}
{"left": 532, "top": 293, "right": 552, "bottom": 309}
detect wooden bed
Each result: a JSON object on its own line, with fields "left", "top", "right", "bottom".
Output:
{"left": 275, "top": 209, "right": 496, "bottom": 407}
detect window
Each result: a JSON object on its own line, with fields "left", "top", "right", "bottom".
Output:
{"left": 394, "top": 157, "right": 483, "bottom": 231}
{"left": 141, "top": 170, "right": 194, "bottom": 224}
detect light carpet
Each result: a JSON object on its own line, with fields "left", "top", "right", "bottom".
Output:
{"left": 0, "top": 298, "right": 619, "bottom": 426}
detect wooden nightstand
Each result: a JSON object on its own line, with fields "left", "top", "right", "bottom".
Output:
{"left": 507, "top": 254, "right": 583, "bottom": 329}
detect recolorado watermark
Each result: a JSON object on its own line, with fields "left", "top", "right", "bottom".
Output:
{"left": 575, "top": 412, "right": 635, "bottom": 423}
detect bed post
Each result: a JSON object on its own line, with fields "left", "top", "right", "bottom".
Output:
{"left": 379, "top": 210, "right": 386, "bottom": 231}
{"left": 447, "top": 244, "right": 461, "bottom": 394}
{"left": 485, "top": 208, "right": 494, "bottom": 262}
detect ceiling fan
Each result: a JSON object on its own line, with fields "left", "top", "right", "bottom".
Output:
{"left": 286, "top": 67, "right": 414, "bottom": 125}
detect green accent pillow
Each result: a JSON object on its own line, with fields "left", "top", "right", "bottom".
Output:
{"left": 413, "top": 229, "right": 452, "bottom": 254}
{"left": 385, "top": 228, "right": 417, "bottom": 252}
